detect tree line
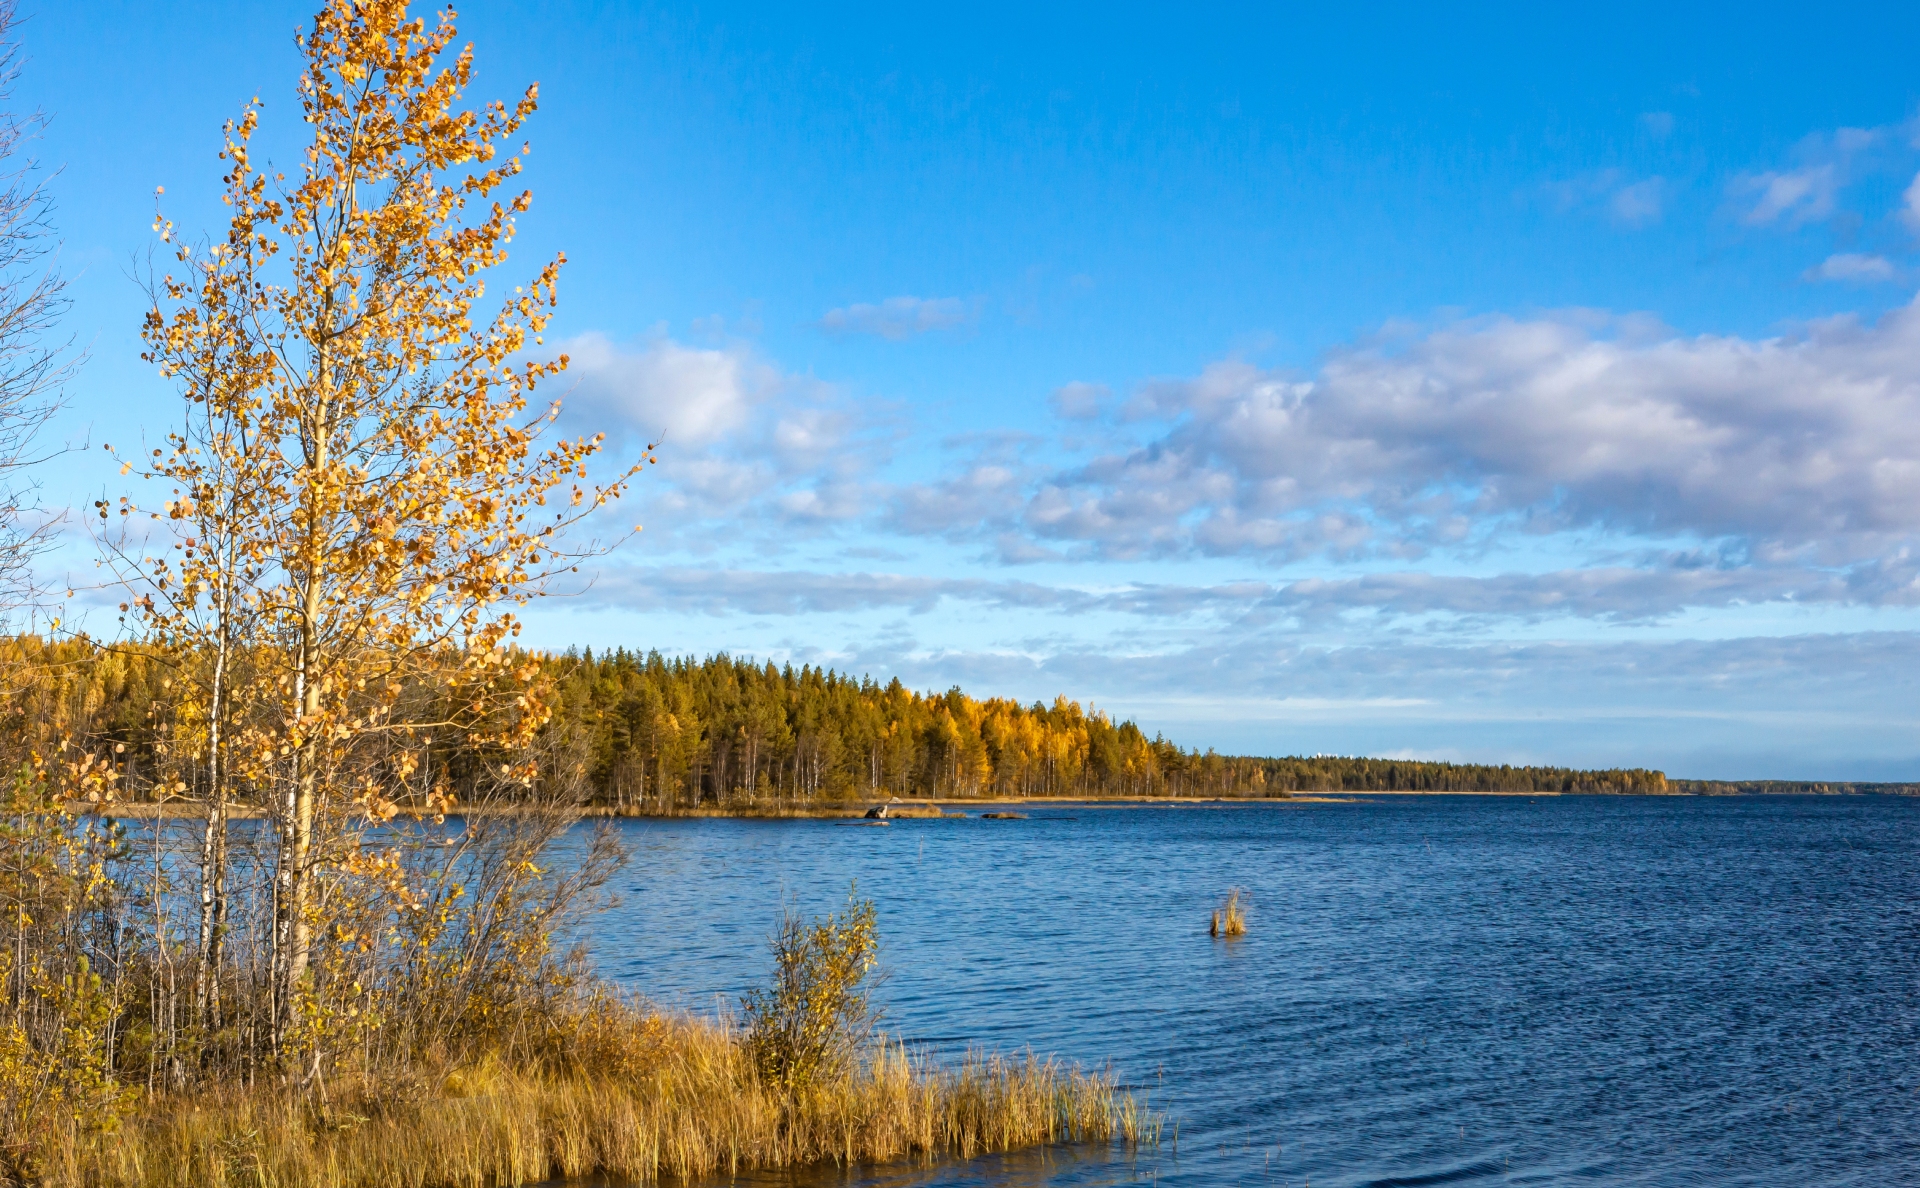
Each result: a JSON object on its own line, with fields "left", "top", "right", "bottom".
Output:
{"left": 9, "top": 636, "right": 1672, "bottom": 809}
{"left": 539, "top": 649, "right": 1672, "bottom": 802}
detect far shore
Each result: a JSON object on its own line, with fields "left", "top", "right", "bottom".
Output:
{"left": 62, "top": 782, "right": 1917, "bottom": 821}
{"left": 68, "top": 785, "right": 1913, "bottom": 822}
{"left": 65, "top": 793, "right": 1354, "bottom": 820}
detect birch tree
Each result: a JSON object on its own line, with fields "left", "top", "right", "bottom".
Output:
{"left": 132, "top": 0, "right": 641, "bottom": 1063}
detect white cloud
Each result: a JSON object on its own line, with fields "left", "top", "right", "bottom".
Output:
{"left": 574, "top": 552, "right": 1901, "bottom": 628}
{"left": 583, "top": 566, "right": 1049, "bottom": 616}
{"left": 887, "top": 298, "right": 1920, "bottom": 575}
{"left": 818, "top": 295, "right": 974, "bottom": 340}
{"left": 884, "top": 464, "right": 1025, "bottom": 537}
{"left": 1804, "top": 253, "right": 1897, "bottom": 283}
{"left": 1609, "top": 177, "right": 1665, "bottom": 225}
{"left": 561, "top": 332, "right": 778, "bottom": 448}
{"left": 1049, "top": 381, "right": 1108, "bottom": 420}
{"left": 1544, "top": 170, "right": 1665, "bottom": 227}
{"left": 1904, "top": 170, "right": 1920, "bottom": 230}
{"left": 1639, "top": 111, "right": 1675, "bottom": 139}
{"left": 1735, "top": 163, "right": 1841, "bottom": 226}
{"left": 555, "top": 332, "right": 886, "bottom": 539}
{"left": 1731, "top": 125, "right": 1882, "bottom": 227}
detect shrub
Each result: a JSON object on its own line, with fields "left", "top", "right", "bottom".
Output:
{"left": 741, "top": 890, "right": 881, "bottom": 1093}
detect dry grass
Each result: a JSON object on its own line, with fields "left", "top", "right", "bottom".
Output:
{"left": 33, "top": 1009, "right": 1152, "bottom": 1188}
{"left": 1209, "top": 889, "right": 1247, "bottom": 938}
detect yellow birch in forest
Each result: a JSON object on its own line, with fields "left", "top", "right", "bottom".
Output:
{"left": 130, "top": 0, "right": 643, "bottom": 1064}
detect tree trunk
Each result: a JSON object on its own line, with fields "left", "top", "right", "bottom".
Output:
{"left": 194, "top": 627, "right": 227, "bottom": 1029}
{"left": 286, "top": 574, "right": 321, "bottom": 999}
{"left": 277, "top": 382, "right": 329, "bottom": 1055}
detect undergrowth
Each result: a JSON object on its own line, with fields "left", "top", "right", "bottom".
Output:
{"left": 32, "top": 1000, "right": 1150, "bottom": 1188}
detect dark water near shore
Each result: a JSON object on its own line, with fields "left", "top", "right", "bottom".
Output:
{"left": 568, "top": 795, "right": 1920, "bottom": 1187}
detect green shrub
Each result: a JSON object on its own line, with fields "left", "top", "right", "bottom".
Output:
{"left": 741, "top": 889, "right": 881, "bottom": 1093}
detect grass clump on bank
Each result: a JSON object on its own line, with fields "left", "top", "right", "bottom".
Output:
{"left": 33, "top": 998, "right": 1149, "bottom": 1188}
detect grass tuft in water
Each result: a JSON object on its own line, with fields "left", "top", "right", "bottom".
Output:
{"left": 1210, "top": 889, "right": 1248, "bottom": 938}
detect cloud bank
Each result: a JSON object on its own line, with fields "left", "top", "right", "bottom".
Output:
{"left": 559, "top": 292, "right": 1920, "bottom": 626}
{"left": 886, "top": 299, "right": 1920, "bottom": 595}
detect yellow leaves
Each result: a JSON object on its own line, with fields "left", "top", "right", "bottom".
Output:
{"left": 122, "top": 0, "right": 644, "bottom": 924}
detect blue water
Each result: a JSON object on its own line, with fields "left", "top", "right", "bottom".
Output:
{"left": 570, "top": 795, "right": 1920, "bottom": 1187}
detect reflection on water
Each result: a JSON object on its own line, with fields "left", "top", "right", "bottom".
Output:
{"left": 547, "top": 795, "right": 1920, "bottom": 1187}
{"left": 554, "top": 1143, "right": 1159, "bottom": 1188}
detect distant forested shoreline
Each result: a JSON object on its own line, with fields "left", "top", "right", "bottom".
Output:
{"left": 12, "top": 638, "right": 1709, "bottom": 809}
{"left": 18, "top": 638, "right": 1913, "bottom": 808}
{"left": 1669, "top": 780, "right": 1920, "bottom": 795}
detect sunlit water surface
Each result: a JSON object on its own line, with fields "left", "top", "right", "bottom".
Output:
{"left": 546, "top": 795, "right": 1920, "bottom": 1187}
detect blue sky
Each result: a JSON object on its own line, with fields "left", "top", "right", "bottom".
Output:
{"left": 24, "top": 1, "right": 1920, "bottom": 777}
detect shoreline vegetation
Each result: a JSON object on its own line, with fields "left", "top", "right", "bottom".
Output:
{"left": 32, "top": 998, "right": 1148, "bottom": 1188}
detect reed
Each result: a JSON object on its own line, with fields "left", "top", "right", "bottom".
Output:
{"left": 1209, "top": 889, "right": 1247, "bottom": 938}
{"left": 28, "top": 1000, "right": 1150, "bottom": 1188}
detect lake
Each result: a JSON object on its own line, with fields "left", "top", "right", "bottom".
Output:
{"left": 562, "top": 794, "right": 1920, "bottom": 1187}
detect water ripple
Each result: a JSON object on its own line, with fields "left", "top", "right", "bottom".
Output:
{"left": 554, "top": 795, "right": 1920, "bottom": 1187}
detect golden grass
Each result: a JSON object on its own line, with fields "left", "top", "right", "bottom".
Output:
{"left": 34, "top": 1011, "right": 1152, "bottom": 1188}
{"left": 1209, "top": 889, "right": 1247, "bottom": 938}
